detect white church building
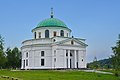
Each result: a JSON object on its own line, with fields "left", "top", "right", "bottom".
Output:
{"left": 21, "top": 8, "right": 88, "bottom": 69}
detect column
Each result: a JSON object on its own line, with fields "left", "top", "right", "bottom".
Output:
{"left": 74, "top": 50, "right": 77, "bottom": 68}
{"left": 68, "top": 50, "right": 70, "bottom": 68}
{"left": 78, "top": 50, "right": 81, "bottom": 68}
{"left": 21, "top": 60, "right": 23, "bottom": 69}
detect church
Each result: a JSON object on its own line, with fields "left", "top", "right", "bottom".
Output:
{"left": 21, "top": 8, "right": 88, "bottom": 69}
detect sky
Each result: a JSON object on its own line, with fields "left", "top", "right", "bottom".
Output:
{"left": 0, "top": 0, "right": 120, "bottom": 62}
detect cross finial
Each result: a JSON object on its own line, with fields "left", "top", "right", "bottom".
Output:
{"left": 51, "top": 8, "right": 54, "bottom": 18}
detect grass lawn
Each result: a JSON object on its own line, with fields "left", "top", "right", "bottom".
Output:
{"left": 0, "top": 70, "right": 119, "bottom": 80}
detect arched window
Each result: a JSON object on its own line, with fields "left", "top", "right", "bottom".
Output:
{"left": 34, "top": 32, "right": 36, "bottom": 39}
{"left": 60, "top": 30, "right": 64, "bottom": 37}
{"left": 71, "top": 40, "right": 74, "bottom": 45}
{"left": 45, "top": 30, "right": 49, "bottom": 38}
{"left": 26, "top": 52, "right": 28, "bottom": 58}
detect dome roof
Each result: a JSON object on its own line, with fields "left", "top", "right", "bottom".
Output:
{"left": 32, "top": 8, "right": 71, "bottom": 32}
{"left": 36, "top": 18, "right": 67, "bottom": 28}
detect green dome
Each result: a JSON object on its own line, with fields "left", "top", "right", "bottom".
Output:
{"left": 36, "top": 18, "right": 67, "bottom": 28}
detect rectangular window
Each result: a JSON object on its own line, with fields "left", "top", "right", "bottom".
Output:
{"left": 41, "top": 51, "right": 44, "bottom": 56}
{"left": 39, "top": 32, "right": 41, "bottom": 38}
{"left": 41, "top": 59, "right": 44, "bottom": 66}
{"left": 26, "top": 59, "right": 28, "bottom": 66}
{"left": 34, "top": 32, "right": 36, "bottom": 39}
{"left": 66, "top": 50, "right": 68, "bottom": 56}
{"left": 53, "top": 31, "right": 57, "bottom": 37}
{"left": 54, "top": 58, "right": 56, "bottom": 62}
{"left": 67, "top": 33, "right": 68, "bottom": 37}
{"left": 54, "top": 50, "right": 56, "bottom": 56}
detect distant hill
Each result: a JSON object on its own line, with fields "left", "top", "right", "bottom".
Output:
{"left": 87, "top": 58, "right": 113, "bottom": 69}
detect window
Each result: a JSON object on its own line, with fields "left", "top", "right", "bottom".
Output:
{"left": 66, "top": 53, "right": 68, "bottom": 56}
{"left": 60, "top": 30, "right": 64, "bottom": 36}
{"left": 71, "top": 40, "right": 74, "bottom": 45}
{"left": 53, "top": 39, "right": 56, "bottom": 42}
{"left": 45, "top": 30, "right": 49, "bottom": 38}
{"left": 26, "top": 52, "right": 28, "bottom": 58}
{"left": 82, "top": 59, "right": 83, "bottom": 62}
{"left": 53, "top": 31, "right": 57, "bottom": 37}
{"left": 66, "top": 50, "right": 68, "bottom": 56}
{"left": 70, "top": 53, "right": 72, "bottom": 56}
{"left": 39, "top": 32, "right": 41, "bottom": 38}
{"left": 67, "top": 33, "right": 68, "bottom": 37}
{"left": 26, "top": 59, "right": 28, "bottom": 66}
{"left": 34, "top": 32, "right": 36, "bottom": 39}
{"left": 41, "top": 51, "right": 44, "bottom": 56}
{"left": 54, "top": 58, "right": 56, "bottom": 62}
{"left": 41, "top": 59, "right": 44, "bottom": 66}
{"left": 54, "top": 50, "right": 56, "bottom": 56}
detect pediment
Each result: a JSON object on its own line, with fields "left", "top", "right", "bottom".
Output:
{"left": 54, "top": 38, "right": 88, "bottom": 47}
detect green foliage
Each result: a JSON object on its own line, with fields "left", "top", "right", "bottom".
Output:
{"left": 11, "top": 47, "right": 21, "bottom": 68}
{"left": 111, "top": 34, "right": 120, "bottom": 77}
{"left": 87, "top": 57, "right": 100, "bottom": 69}
{"left": 0, "top": 35, "right": 21, "bottom": 69}
{"left": 6, "top": 48, "right": 12, "bottom": 68}
{"left": 6, "top": 47, "right": 21, "bottom": 69}
{"left": 0, "top": 35, "right": 6, "bottom": 68}
{"left": 0, "top": 51, "right": 6, "bottom": 68}
{"left": 87, "top": 58, "right": 113, "bottom": 69}
{"left": 93, "top": 57, "right": 100, "bottom": 69}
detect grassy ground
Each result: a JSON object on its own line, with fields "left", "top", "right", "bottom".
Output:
{"left": 0, "top": 70, "right": 119, "bottom": 80}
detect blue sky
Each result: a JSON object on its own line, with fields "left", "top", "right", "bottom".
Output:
{"left": 0, "top": 0, "right": 120, "bottom": 62}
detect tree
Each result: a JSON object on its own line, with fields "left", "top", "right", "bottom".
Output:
{"left": 93, "top": 56, "right": 100, "bottom": 69}
{"left": 0, "top": 35, "right": 6, "bottom": 68}
{"left": 87, "top": 56, "right": 100, "bottom": 69}
{"left": 6, "top": 47, "right": 12, "bottom": 68}
{"left": 6, "top": 47, "right": 21, "bottom": 69}
{"left": 12, "top": 47, "right": 21, "bottom": 68}
{"left": 112, "top": 34, "right": 120, "bottom": 76}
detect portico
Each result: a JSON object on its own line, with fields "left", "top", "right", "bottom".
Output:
{"left": 64, "top": 49, "right": 86, "bottom": 69}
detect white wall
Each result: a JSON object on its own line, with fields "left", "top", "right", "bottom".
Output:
{"left": 21, "top": 46, "right": 52, "bottom": 69}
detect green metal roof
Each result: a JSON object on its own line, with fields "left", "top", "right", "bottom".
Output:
{"left": 36, "top": 18, "right": 67, "bottom": 28}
